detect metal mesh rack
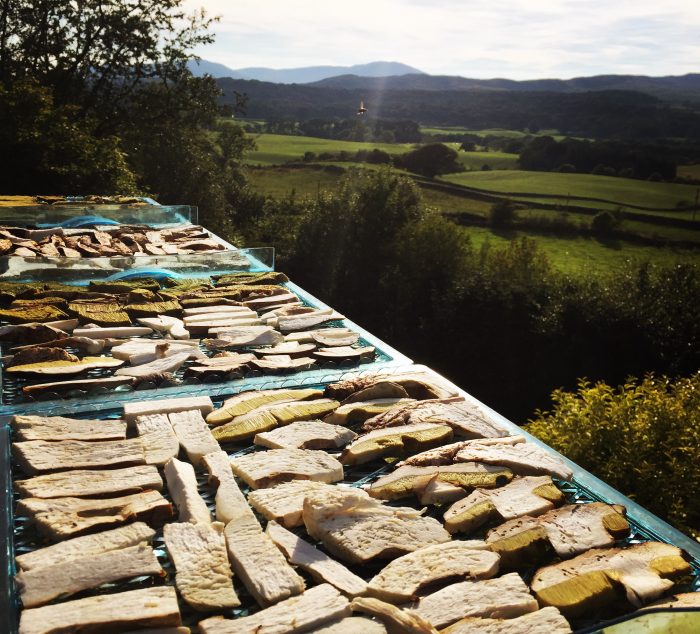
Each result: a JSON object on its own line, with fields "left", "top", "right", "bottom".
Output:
{"left": 1, "top": 366, "right": 699, "bottom": 633}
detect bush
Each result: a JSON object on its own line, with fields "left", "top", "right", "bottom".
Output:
{"left": 395, "top": 143, "right": 464, "bottom": 177}
{"left": 556, "top": 163, "right": 577, "bottom": 173}
{"left": 488, "top": 199, "right": 518, "bottom": 228}
{"left": 591, "top": 164, "right": 616, "bottom": 176}
{"left": 526, "top": 373, "right": 700, "bottom": 537}
{"left": 591, "top": 210, "right": 620, "bottom": 235}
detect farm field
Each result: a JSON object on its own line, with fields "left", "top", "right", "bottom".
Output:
{"left": 244, "top": 133, "right": 518, "bottom": 170}
{"left": 440, "top": 169, "right": 700, "bottom": 211}
{"left": 247, "top": 165, "right": 494, "bottom": 214}
{"left": 678, "top": 164, "right": 700, "bottom": 180}
{"left": 244, "top": 133, "right": 413, "bottom": 166}
{"left": 247, "top": 166, "right": 343, "bottom": 198}
{"left": 456, "top": 226, "right": 700, "bottom": 277}
{"left": 421, "top": 126, "right": 571, "bottom": 141}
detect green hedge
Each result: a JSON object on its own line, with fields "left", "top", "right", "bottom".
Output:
{"left": 527, "top": 373, "right": 700, "bottom": 538}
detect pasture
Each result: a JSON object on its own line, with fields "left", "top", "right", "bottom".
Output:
{"left": 456, "top": 226, "right": 700, "bottom": 277}
{"left": 244, "top": 134, "right": 413, "bottom": 166}
{"left": 244, "top": 133, "right": 518, "bottom": 170}
{"left": 440, "top": 170, "right": 700, "bottom": 212}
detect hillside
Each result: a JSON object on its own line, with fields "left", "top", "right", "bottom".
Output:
{"left": 218, "top": 78, "right": 700, "bottom": 139}
{"left": 311, "top": 72, "right": 700, "bottom": 101}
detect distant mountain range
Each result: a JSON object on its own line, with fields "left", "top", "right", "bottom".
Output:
{"left": 190, "top": 59, "right": 700, "bottom": 102}
{"left": 188, "top": 60, "right": 424, "bottom": 84}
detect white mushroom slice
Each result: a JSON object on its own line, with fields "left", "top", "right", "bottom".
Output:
{"left": 163, "top": 458, "right": 212, "bottom": 525}
{"left": 231, "top": 448, "right": 344, "bottom": 489}
{"left": 315, "top": 346, "right": 375, "bottom": 361}
{"left": 367, "top": 541, "right": 499, "bottom": 603}
{"left": 114, "top": 351, "right": 190, "bottom": 377}
{"left": 303, "top": 487, "right": 450, "bottom": 565}
{"left": 198, "top": 584, "right": 350, "bottom": 634}
{"left": 254, "top": 420, "right": 357, "bottom": 450}
{"left": 414, "top": 573, "right": 539, "bottom": 628}
{"left": 18, "top": 586, "right": 181, "bottom": 634}
{"left": 72, "top": 326, "right": 153, "bottom": 338}
{"left": 267, "top": 521, "right": 368, "bottom": 597}
{"left": 124, "top": 396, "right": 214, "bottom": 425}
{"left": 163, "top": 521, "right": 239, "bottom": 610}
{"left": 168, "top": 409, "right": 219, "bottom": 465}
{"left": 311, "top": 329, "right": 361, "bottom": 347}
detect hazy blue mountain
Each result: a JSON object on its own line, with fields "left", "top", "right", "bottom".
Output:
{"left": 189, "top": 60, "right": 424, "bottom": 83}
{"left": 188, "top": 59, "right": 244, "bottom": 79}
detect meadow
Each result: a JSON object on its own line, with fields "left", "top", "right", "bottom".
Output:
{"left": 244, "top": 133, "right": 413, "bottom": 166}
{"left": 440, "top": 169, "right": 700, "bottom": 211}
{"left": 244, "top": 133, "right": 518, "bottom": 170}
{"left": 247, "top": 165, "right": 700, "bottom": 276}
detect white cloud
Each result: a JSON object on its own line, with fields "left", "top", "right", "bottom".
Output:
{"left": 184, "top": 0, "right": 700, "bottom": 78}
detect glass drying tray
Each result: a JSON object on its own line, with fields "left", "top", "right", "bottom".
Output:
{"left": 0, "top": 245, "right": 270, "bottom": 283}
{"left": 0, "top": 365, "right": 698, "bottom": 634}
{"left": 0, "top": 259, "right": 411, "bottom": 414}
{"left": 0, "top": 199, "right": 198, "bottom": 227}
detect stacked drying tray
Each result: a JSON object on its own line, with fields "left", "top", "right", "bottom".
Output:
{"left": 0, "top": 196, "right": 194, "bottom": 228}
{"left": 1, "top": 366, "right": 699, "bottom": 634}
{"left": 0, "top": 263, "right": 410, "bottom": 413}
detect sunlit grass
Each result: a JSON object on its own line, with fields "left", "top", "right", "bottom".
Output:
{"left": 440, "top": 170, "right": 699, "bottom": 211}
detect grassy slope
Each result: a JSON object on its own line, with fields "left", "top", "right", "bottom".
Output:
{"left": 248, "top": 165, "right": 699, "bottom": 275}
{"left": 440, "top": 170, "right": 699, "bottom": 211}
{"left": 244, "top": 133, "right": 518, "bottom": 170}
{"left": 457, "top": 226, "right": 700, "bottom": 277}
{"left": 245, "top": 134, "right": 413, "bottom": 166}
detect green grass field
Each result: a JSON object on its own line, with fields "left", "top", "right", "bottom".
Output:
{"left": 247, "top": 166, "right": 343, "bottom": 198}
{"left": 247, "top": 164, "right": 699, "bottom": 275}
{"left": 678, "top": 164, "right": 700, "bottom": 180}
{"left": 456, "top": 226, "right": 700, "bottom": 277}
{"left": 440, "top": 170, "right": 699, "bottom": 211}
{"left": 245, "top": 133, "right": 518, "bottom": 170}
{"left": 245, "top": 134, "right": 414, "bottom": 166}
{"left": 421, "top": 126, "right": 570, "bottom": 141}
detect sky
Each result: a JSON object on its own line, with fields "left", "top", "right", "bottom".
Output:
{"left": 184, "top": 0, "right": 700, "bottom": 79}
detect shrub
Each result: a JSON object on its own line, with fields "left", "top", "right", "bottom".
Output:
{"left": 591, "top": 210, "right": 620, "bottom": 235}
{"left": 556, "top": 163, "right": 577, "bottom": 173}
{"left": 395, "top": 143, "right": 464, "bottom": 177}
{"left": 591, "top": 164, "right": 616, "bottom": 177}
{"left": 488, "top": 199, "right": 518, "bottom": 228}
{"left": 526, "top": 373, "right": 700, "bottom": 537}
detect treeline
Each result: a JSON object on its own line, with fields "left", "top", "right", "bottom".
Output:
{"left": 301, "top": 143, "right": 464, "bottom": 178}
{"left": 0, "top": 1, "right": 252, "bottom": 241}
{"left": 247, "top": 117, "right": 422, "bottom": 143}
{"left": 237, "top": 170, "right": 700, "bottom": 424}
{"left": 518, "top": 136, "right": 680, "bottom": 180}
{"left": 218, "top": 78, "right": 700, "bottom": 140}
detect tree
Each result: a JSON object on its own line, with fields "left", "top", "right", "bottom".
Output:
{"left": 0, "top": 0, "right": 256, "bottom": 241}
{"left": 488, "top": 199, "right": 518, "bottom": 228}
{"left": 0, "top": 80, "right": 136, "bottom": 194}
{"left": 0, "top": 1, "right": 217, "bottom": 132}
{"left": 396, "top": 143, "right": 464, "bottom": 178}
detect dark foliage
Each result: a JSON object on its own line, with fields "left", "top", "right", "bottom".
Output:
{"left": 218, "top": 78, "right": 700, "bottom": 140}
{"left": 519, "top": 136, "right": 678, "bottom": 180}
{"left": 394, "top": 143, "right": 464, "bottom": 177}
